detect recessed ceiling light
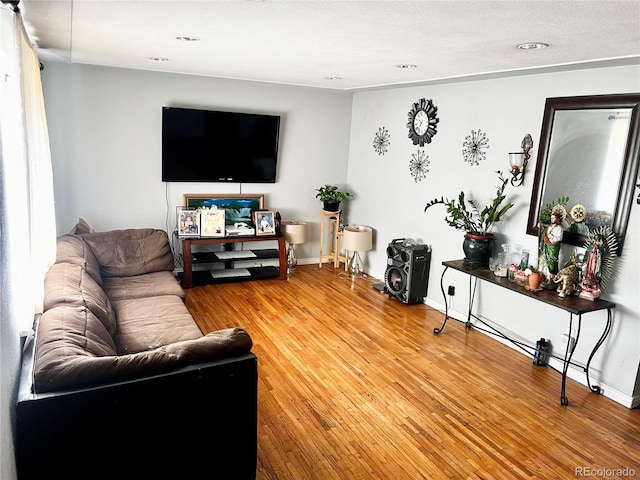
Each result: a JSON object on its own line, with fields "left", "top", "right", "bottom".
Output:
{"left": 517, "top": 42, "right": 549, "bottom": 50}
{"left": 148, "top": 57, "right": 169, "bottom": 62}
{"left": 326, "top": 76, "right": 342, "bottom": 80}
{"left": 396, "top": 64, "right": 418, "bottom": 69}
{"left": 176, "top": 36, "right": 200, "bottom": 42}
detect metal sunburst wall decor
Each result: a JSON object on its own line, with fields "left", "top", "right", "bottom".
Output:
{"left": 462, "top": 129, "right": 490, "bottom": 166}
{"left": 409, "top": 150, "right": 430, "bottom": 182}
{"left": 373, "top": 126, "right": 390, "bottom": 155}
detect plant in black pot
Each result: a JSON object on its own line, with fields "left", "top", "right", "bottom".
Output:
{"left": 424, "top": 171, "right": 514, "bottom": 267}
{"left": 315, "top": 184, "right": 354, "bottom": 212}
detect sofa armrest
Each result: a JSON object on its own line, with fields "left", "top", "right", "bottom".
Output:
{"left": 17, "top": 335, "right": 258, "bottom": 479}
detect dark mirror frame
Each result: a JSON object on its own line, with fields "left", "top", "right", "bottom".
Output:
{"left": 527, "top": 93, "right": 640, "bottom": 256}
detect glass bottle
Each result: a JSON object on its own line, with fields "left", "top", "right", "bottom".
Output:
{"left": 495, "top": 244, "right": 510, "bottom": 277}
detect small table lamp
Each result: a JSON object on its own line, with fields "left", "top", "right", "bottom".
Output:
{"left": 282, "top": 221, "right": 307, "bottom": 272}
{"left": 341, "top": 225, "right": 373, "bottom": 280}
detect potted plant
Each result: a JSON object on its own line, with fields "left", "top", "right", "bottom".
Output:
{"left": 315, "top": 184, "right": 354, "bottom": 212}
{"left": 424, "top": 171, "right": 514, "bottom": 267}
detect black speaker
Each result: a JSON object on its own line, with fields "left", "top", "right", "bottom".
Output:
{"left": 384, "top": 238, "right": 431, "bottom": 305}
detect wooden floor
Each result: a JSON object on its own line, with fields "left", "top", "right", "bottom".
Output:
{"left": 186, "top": 265, "right": 640, "bottom": 480}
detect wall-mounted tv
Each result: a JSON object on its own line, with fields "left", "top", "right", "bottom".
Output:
{"left": 162, "top": 106, "right": 280, "bottom": 183}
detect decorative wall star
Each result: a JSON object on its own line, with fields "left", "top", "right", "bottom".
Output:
{"left": 373, "top": 126, "right": 390, "bottom": 155}
{"left": 462, "top": 129, "right": 490, "bottom": 166}
{"left": 410, "top": 150, "right": 430, "bottom": 182}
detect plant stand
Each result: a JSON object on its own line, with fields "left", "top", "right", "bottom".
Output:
{"left": 319, "top": 210, "right": 348, "bottom": 270}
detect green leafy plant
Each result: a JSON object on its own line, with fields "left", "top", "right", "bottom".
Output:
{"left": 315, "top": 184, "right": 354, "bottom": 203}
{"left": 424, "top": 171, "right": 514, "bottom": 236}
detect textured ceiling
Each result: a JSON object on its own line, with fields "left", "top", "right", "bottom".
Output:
{"left": 19, "top": 0, "right": 640, "bottom": 91}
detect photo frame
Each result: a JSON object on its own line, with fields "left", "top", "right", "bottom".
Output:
{"left": 184, "top": 194, "right": 264, "bottom": 228}
{"left": 254, "top": 211, "right": 275, "bottom": 236}
{"left": 177, "top": 207, "right": 200, "bottom": 237}
{"left": 200, "top": 208, "right": 226, "bottom": 237}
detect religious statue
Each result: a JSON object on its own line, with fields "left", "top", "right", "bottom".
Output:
{"left": 578, "top": 226, "right": 618, "bottom": 301}
{"left": 580, "top": 236, "right": 603, "bottom": 297}
{"left": 275, "top": 211, "right": 282, "bottom": 235}
{"left": 537, "top": 205, "right": 565, "bottom": 287}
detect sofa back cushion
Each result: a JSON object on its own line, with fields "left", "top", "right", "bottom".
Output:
{"left": 101, "top": 271, "right": 186, "bottom": 302}
{"left": 81, "top": 229, "right": 175, "bottom": 278}
{"left": 44, "top": 262, "right": 117, "bottom": 337}
{"left": 55, "top": 234, "right": 103, "bottom": 287}
{"left": 68, "top": 217, "right": 95, "bottom": 234}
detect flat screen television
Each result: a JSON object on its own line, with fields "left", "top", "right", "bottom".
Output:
{"left": 162, "top": 106, "right": 280, "bottom": 183}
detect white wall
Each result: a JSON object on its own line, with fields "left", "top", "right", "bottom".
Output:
{"left": 347, "top": 65, "right": 640, "bottom": 406}
{"left": 42, "top": 63, "right": 353, "bottom": 265}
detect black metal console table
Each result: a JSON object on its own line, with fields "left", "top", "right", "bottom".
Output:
{"left": 436, "top": 259, "right": 615, "bottom": 406}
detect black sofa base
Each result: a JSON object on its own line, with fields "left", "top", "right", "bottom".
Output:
{"left": 16, "top": 335, "right": 258, "bottom": 480}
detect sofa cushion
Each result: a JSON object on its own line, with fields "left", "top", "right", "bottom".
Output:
{"left": 34, "top": 306, "right": 118, "bottom": 391}
{"left": 32, "top": 325, "right": 253, "bottom": 393}
{"left": 55, "top": 234, "right": 103, "bottom": 287}
{"left": 44, "top": 262, "right": 117, "bottom": 337}
{"left": 81, "top": 229, "right": 175, "bottom": 278}
{"left": 101, "top": 271, "right": 186, "bottom": 301}
{"left": 111, "top": 295, "right": 203, "bottom": 354}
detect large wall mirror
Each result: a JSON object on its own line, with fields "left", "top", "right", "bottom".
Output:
{"left": 527, "top": 94, "right": 640, "bottom": 255}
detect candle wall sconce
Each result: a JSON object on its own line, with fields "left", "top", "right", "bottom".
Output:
{"left": 509, "top": 134, "right": 534, "bottom": 187}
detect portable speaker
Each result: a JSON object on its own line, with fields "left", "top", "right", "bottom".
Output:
{"left": 384, "top": 238, "right": 431, "bottom": 305}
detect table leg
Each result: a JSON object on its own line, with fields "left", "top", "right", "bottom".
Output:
{"left": 560, "top": 313, "right": 582, "bottom": 406}
{"left": 332, "top": 221, "right": 339, "bottom": 268}
{"left": 434, "top": 266, "right": 450, "bottom": 334}
{"left": 278, "top": 236, "right": 287, "bottom": 280}
{"left": 466, "top": 276, "right": 478, "bottom": 328}
{"left": 319, "top": 212, "right": 324, "bottom": 267}
{"left": 182, "top": 239, "right": 193, "bottom": 289}
{"left": 585, "top": 308, "right": 613, "bottom": 394}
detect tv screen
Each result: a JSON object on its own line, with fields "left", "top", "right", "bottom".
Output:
{"left": 162, "top": 106, "right": 280, "bottom": 183}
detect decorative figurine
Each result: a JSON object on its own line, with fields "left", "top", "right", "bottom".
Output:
{"left": 275, "top": 211, "right": 282, "bottom": 235}
{"left": 537, "top": 205, "right": 565, "bottom": 288}
{"left": 579, "top": 226, "right": 618, "bottom": 301}
{"left": 553, "top": 251, "right": 581, "bottom": 298}
{"left": 581, "top": 237, "right": 603, "bottom": 296}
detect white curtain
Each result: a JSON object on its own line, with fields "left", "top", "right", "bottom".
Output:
{"left": 0, "top": 7, "right": 56, "bottom": 332}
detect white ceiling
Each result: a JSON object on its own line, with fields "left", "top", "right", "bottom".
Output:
{"left": 18, "top": 0, "right": 640, "bottom": 91}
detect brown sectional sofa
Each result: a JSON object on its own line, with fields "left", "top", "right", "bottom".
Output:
{"left": 16, "top": 229, "right": 258, "bottom": 479}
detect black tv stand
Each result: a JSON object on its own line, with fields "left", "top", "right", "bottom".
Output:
{"left": 180, "top": 235, "right": 287, "bottom": 288}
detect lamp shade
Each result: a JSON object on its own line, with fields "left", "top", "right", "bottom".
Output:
{"left": 509, "top": 152, "right": 525, "bottom": 171}
{"left": 342, "top": 225, "right": 373, "bottom": 252}
{"left": 282, "top": 221, "right": 307, "bottom": 244}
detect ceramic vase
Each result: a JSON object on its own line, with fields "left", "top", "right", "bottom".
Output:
{"left": 528, "top": 273, "right": 541, "bottom": 290}
{"left": 462, "top": 233, "right": 495, "bottom": 267}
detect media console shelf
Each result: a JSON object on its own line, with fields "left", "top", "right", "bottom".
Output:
{"left": 181, "top": 235, "right": 287, "bottom": 288}
{"left": 437, "top": 259, "right": 615, "bottom": 406}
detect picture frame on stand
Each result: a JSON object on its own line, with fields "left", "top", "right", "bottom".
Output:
{"left": 200, "top": 208, "right": 226, "bottom": 237}
{"left": 254, "top": 210, "right": 275, "bottom": 236}
{"left": 177, "top": 207, "right": 200, "bottom": 237}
